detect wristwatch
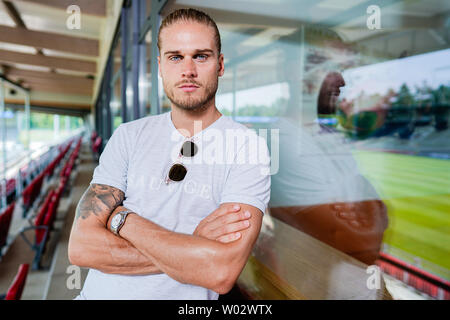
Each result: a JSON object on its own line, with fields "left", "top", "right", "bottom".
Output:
{"left": 110, "top": 210, "right": 133, "bottom": 236}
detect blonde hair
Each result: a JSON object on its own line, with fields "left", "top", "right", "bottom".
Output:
{"left": 158, "top": 8, "right": 221, "bottom": 55}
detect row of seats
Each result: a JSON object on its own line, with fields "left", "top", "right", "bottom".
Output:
{"left": 0, "top": 136, "right": 82, "bottom": 299}
{"left": 376, "top": 252, "right": 450, "bottom": 300}
{"left": 0, "top": 179, "right": 17, "bottom": 205}
{"left": 0, "top": 144, "right": 68, "bottom": 208}
{"left": 0, "top": 137, "right": 79, "bottom": 255}
{"left": 20, "top": 138, "right": 81, "bottom": 270}
{"left": 22, "top": 141, "right": 73, "bottom": 215}
{"left": 91, "top": 131, "right": 102, "bottom": 158}
{"left": 20, "top": 175, "right": 69, "bottom": 270}
{"left": 61, "top": 138, "right": 81, "bottom": 179}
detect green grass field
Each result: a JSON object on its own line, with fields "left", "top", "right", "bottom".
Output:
{"left": 354, "top": 151, "right": 450, "bottom": 279}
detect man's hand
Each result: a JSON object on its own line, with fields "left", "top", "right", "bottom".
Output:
{"left": 193, "top": 204, "right": 252, "bottom": 243}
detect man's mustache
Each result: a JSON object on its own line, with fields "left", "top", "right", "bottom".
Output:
{"left": 175, "top": 80, "right": 202, "bottom": 87}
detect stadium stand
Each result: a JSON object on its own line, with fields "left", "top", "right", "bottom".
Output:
{"left": 377, "top": 252, "right": 450, "bottom": 300}
{"left": 17, "top": 138, "right": 81, "bottom": 270}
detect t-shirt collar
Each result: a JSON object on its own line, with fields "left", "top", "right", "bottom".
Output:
{"left": 167, "top": 110, "right": 224, "bottom": 140}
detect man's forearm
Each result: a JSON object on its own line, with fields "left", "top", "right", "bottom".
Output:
{"left": 69, "top": 184, "right": 162, "bottom": 275}
{"left": 119, "top": 213, "right": 234, "bottom": 292}
{"left": 70, "top": 224, "right": 162, "bottom": 275}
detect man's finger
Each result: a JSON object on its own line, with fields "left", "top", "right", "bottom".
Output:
{"left": 204, "top": 210, "right": 251, "bottom": 234}
{"left": 211, "top": 220, "right": 250, "bottom": 239}
{"left": 216, "top": 232, "right": 241, "bottom": 244}
{"left": 205, "top": 204, "right": 240, "bottom": 222}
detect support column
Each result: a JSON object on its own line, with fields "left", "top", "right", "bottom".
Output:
{"left": 0, "top": 79, "right": 6, "bottom": 209}
{"left": 121, "top": 6, "right": 129, "bottom": 123}
{"left": 132, "top": 0, "right": 141, "bottom": 120}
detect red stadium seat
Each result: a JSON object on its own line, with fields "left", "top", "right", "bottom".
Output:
{"left": 21, "top": 171, "right": 46, "bottom": 216}
{"left": 20, "top": 183, "right": 64, "bottom": 270}
{"left": 92, "top": 136, "right": 102, "bottom": 155}
{"left": 0, "top": 202, "right": 15, "bottom": 257}
{"left": 34, "top": 191, "right": 55, "bottom": 245}
{"left": 5, "top": 264, "right": 29, "bottom": 300}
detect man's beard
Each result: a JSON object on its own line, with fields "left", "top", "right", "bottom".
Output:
{"left": 164, "top": 78, "right": 218, "bottom": 112}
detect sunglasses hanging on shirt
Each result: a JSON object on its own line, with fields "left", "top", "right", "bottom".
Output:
{"left": 165, "top": 140, "right": 198, "bottom": 184}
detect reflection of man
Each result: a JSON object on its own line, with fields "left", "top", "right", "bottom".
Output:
{"left": 318, "top": 72, "right": 345, "bottom": 116}
{"left": 69, "top": 8, "right": 270, "bottom": 300}
{"left": 269, "top": 71, "right": 388, "bottom": 266}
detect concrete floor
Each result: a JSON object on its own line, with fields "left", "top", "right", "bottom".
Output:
{"left": 0, "top": 145, "right": 95, "bottom": 300}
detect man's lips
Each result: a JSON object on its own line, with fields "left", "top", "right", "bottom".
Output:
{"left": 178, "top": 84, "right": 199, "bottom": 92}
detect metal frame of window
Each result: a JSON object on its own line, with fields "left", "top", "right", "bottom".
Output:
{"left": 94, "top": 0, "right": 168, "bottom": 138}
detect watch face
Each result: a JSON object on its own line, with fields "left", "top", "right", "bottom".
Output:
{"left": 111, "top": 214, "right": 122, "bottom": 228}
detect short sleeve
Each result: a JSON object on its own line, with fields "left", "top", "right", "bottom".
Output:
{"left": 90, "top": 124, "right": 130, "bottom": 193}
{"left": 220, "top": 133, "right": 271, "bottom": 214}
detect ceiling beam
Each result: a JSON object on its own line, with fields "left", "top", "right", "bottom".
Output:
{"left": 13, "top": 0, "right": 106, "bottom": 17}
{"left": 13, "top": 77, "right": 92, "bottom": 94}
{"left": 0, "top": 49, "right": 96, "bottom": 73}
{"left": 2, "top": 0, "right": 26, "bottom": 27}
{"left": 0, "top": 25, "right": 99, "bottom": 56}
{"left": 22, "top": 81, "right": 92, "bottom": 95}
{"left": 6, "top": 98, "right": 90, "bottom": 116}
{"left": 7, "top": 67, "right": 94, "bottom": 86}
{"left": 2, "top": 1, "right": 52, "bottom": 60}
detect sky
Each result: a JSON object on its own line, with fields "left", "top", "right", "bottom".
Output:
{"left": 216, "top": 48, "right": 450, "bottom": 112}
{"left": 341, "top": 48, "right": 450, "bottom": 100}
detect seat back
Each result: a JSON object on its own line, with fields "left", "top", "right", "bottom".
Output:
{"left": 0, "top": 202, "right": 15, "bottom": 249}
{"left": 22, "top": 182, "right": 33, "bottom": 208}
{"left": 92, "top": 136, "right": 102, "bottom": 154}
{"left": 22, "top": 172, "right": 45, "bottom": 210}
{"left": 35, "top": 191, "right": 54, "bottom": 245}
{"left": 5, "top": 264, "right": 30, "bottom": 300}
{"left": 44, "top": 192, "right": 60, "bottom": 232}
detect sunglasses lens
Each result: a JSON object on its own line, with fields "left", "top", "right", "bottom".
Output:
{"left": 168, "top": 163, "right": 187, "bottom": 181}
{"left": 181, "top": 141, "right": 198, "bottom": 157}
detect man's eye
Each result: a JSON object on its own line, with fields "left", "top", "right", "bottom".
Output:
{"left": 169, "top": 56, "right": 181, "bottom": 61}
{"left": 196, "top": 54, "right": 208, "bottom": 61}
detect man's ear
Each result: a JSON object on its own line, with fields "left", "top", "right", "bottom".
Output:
{"left": 157, "top": 56, "right": 161, "bottom": 77}
{"left": 218, "top": 53, "right": 225, "bottom": 77}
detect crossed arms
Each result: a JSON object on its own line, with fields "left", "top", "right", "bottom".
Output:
{"left": 68, "top": 183, "right": 263, "bottom": 294}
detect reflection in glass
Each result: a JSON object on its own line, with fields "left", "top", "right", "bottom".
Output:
{"left": 210, "top": 0, "right": 449, "bottom": 299}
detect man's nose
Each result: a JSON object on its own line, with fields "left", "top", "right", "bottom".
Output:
{"left": 181, "top": 58, "right": 197, "bottom": 78}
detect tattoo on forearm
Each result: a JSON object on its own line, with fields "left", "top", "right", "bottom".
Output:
{"left": 75, "top": 184, "right": 124, "bottom": 220}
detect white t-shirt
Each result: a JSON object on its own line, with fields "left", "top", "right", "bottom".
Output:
{"left": 78, "top": 111, "right": 271, "bottom": 300}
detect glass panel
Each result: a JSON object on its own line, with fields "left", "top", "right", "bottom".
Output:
{"left": 144, "top": 30, "right": 152, "bottom": 116}
{"left": 111, "top": 77, "right": 122, "bottom": 129}
{"left": 113, "top": 31, "right": 122, "bottom": 77}
{"left": 111, "top": 30, "right": 123, "bottom": 128}
{"left": 126, "top": 66, "right": 134, "bottom": 121}
{"left": 168, "top": 0, "right": 450, "bottom": 300}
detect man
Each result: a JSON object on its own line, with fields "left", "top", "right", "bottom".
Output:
{"left": 68, "top": 8, "right": 271, "bottom": 300}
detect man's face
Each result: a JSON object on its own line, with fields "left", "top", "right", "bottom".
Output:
{"left": 317, "top": 72, "right": 346, "bottom": 115}
{"left": 158, "top": 21, "right": 224, "bottom": 112}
